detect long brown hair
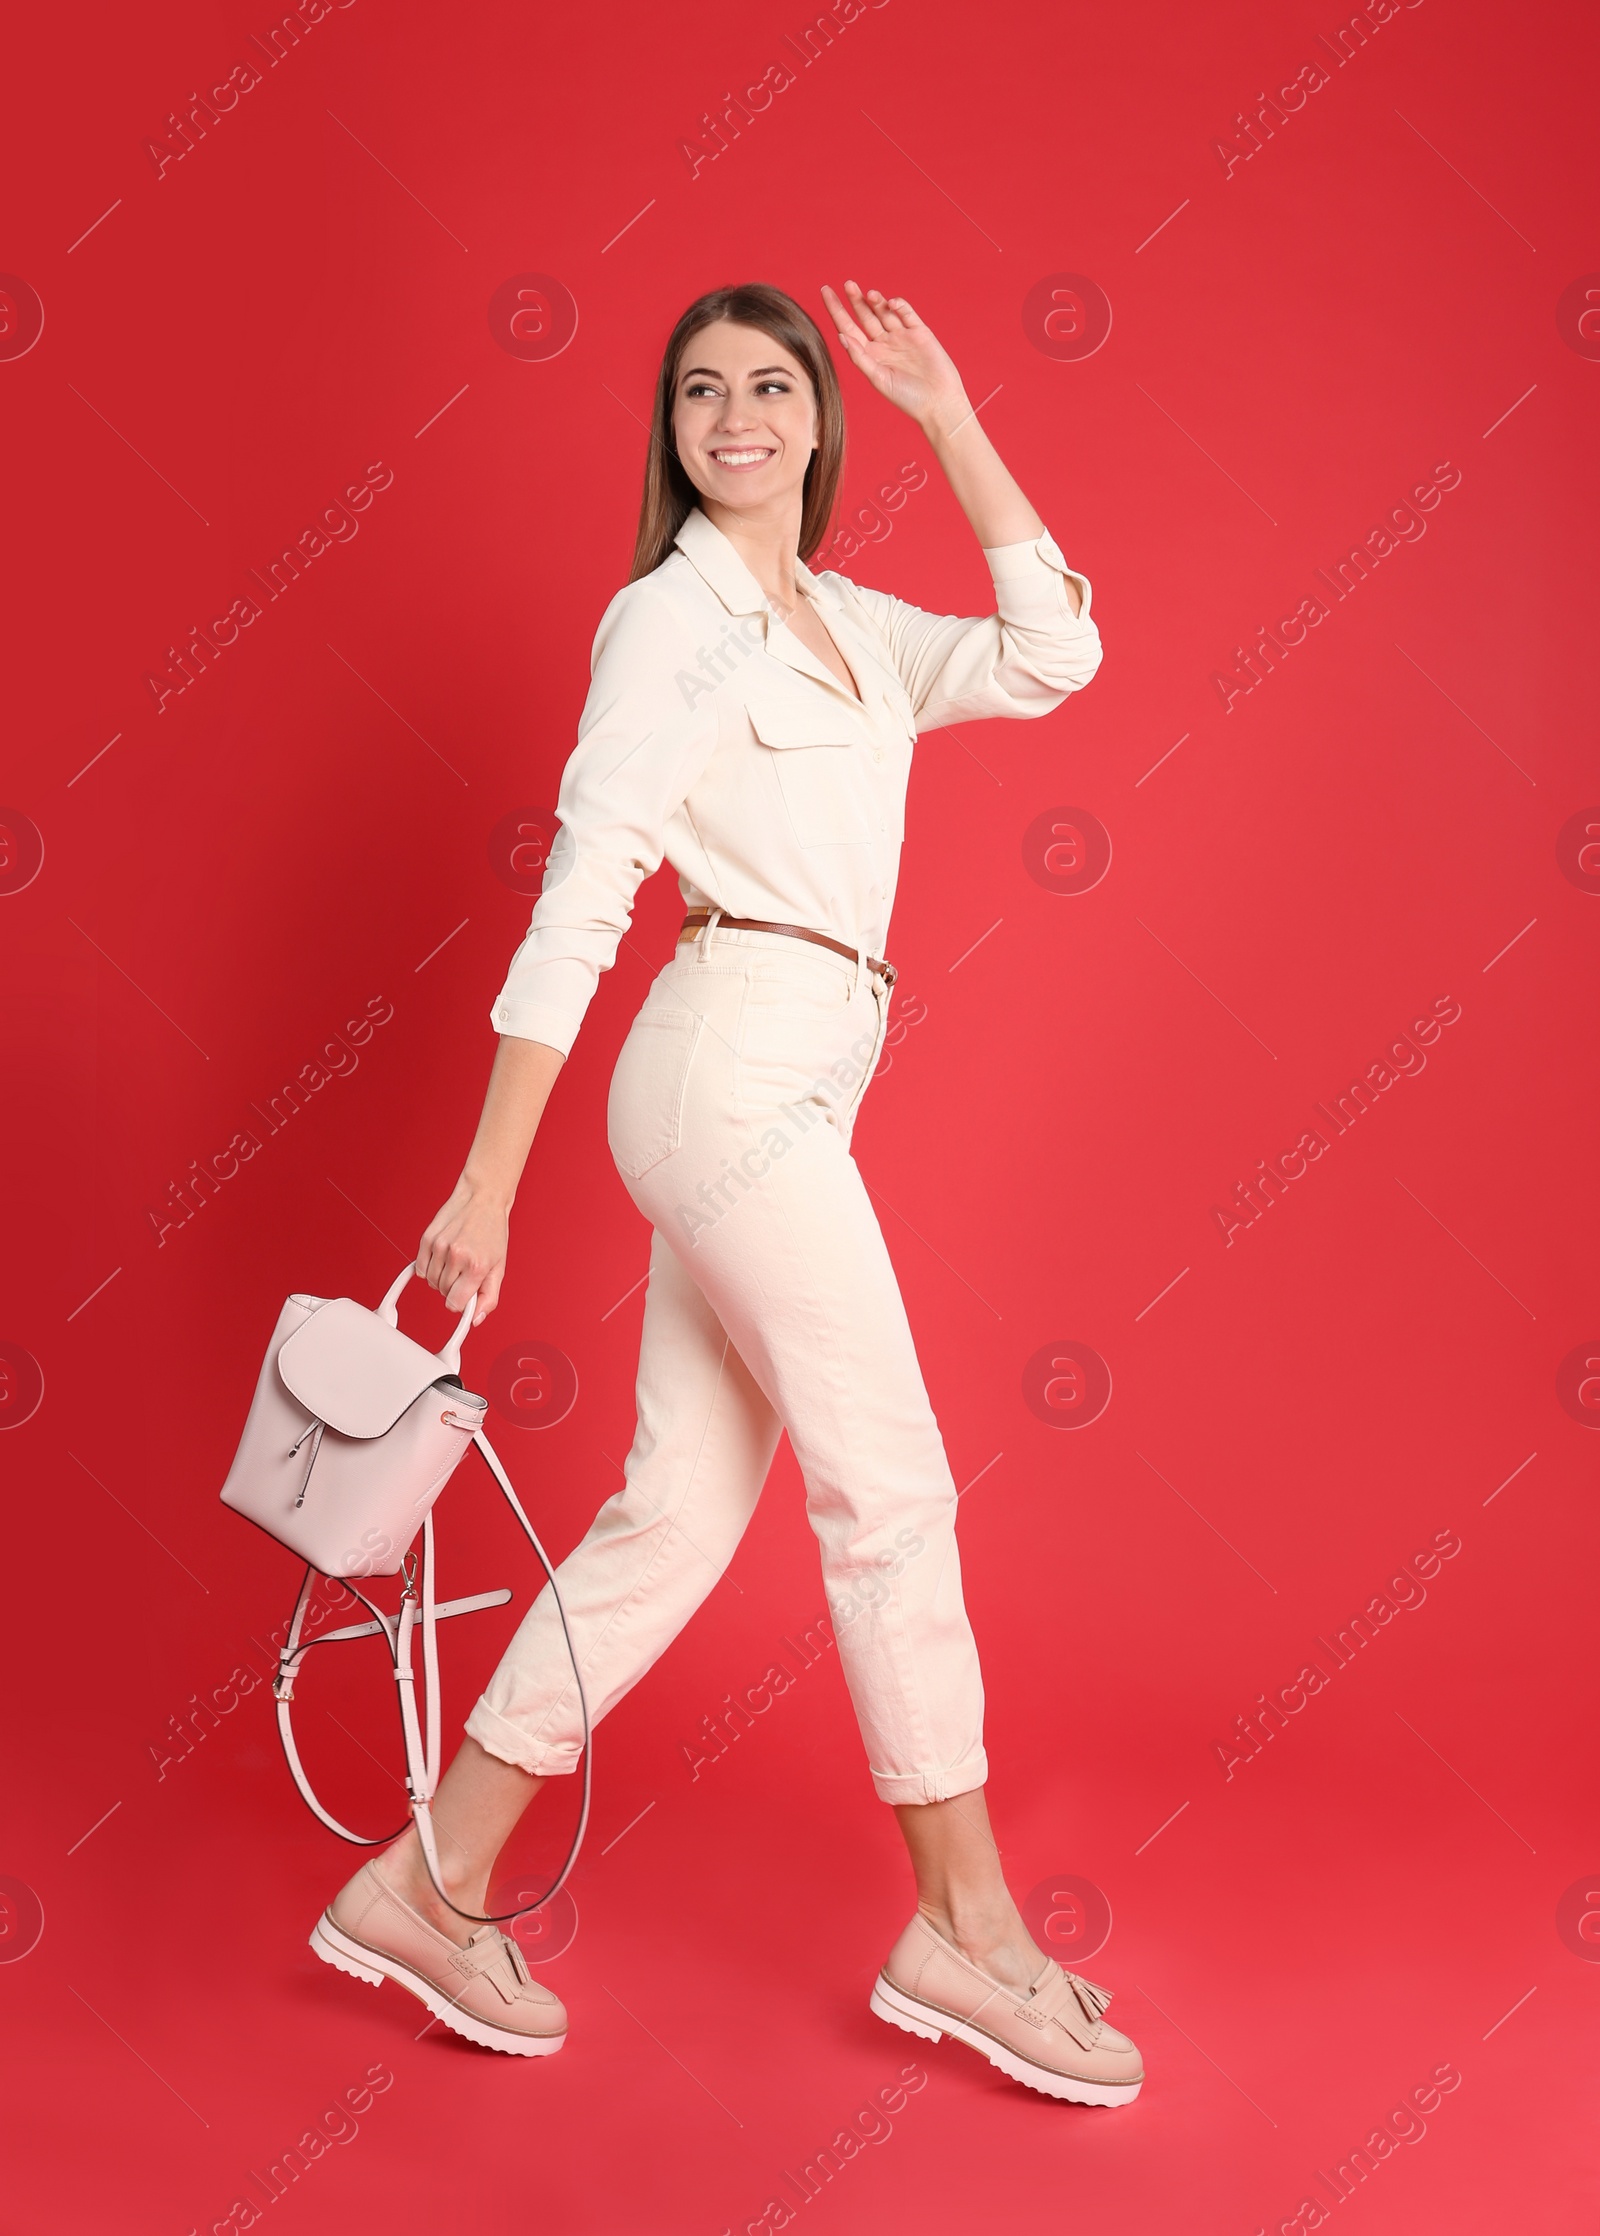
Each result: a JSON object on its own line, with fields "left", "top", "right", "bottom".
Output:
{"left": 629, "top": 283, "right": 846, "bottom": 582}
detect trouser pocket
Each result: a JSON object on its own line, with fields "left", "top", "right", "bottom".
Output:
{"left": 607, "top": 1000, "right": 707, "bottom": 1179}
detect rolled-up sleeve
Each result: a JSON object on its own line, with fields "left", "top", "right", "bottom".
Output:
{"left": 490, "top": 583, "right": 715, "bottom": 1054}
{"left": 849, "top": 527, "right": 1103, "bottom": 732}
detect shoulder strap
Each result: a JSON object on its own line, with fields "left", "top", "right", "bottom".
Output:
{"left": 271, "top": 1427, "right": 591, "bottom": 1924}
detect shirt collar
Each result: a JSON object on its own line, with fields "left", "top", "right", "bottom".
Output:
{"left": 672, "top": 507, "right": 842, "bottom": 618}
{"left": 792, "top": 551, "right": 832, "bottom": 603}
{"left": 672, "top": 507, "right": 769, "bottom": 616}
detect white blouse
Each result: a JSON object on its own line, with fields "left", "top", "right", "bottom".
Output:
{"left": 491, "top": 504, "right": 1102, "bottom": 1055}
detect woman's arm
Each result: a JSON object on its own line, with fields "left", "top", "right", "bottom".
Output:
{"left": 424, "top": 580, "right": 719, "bottom": 1327}
{"left": 418, "top": 1034, "right": 564, "bottom": 1325}
{"left": 819, "top": 282, "right": 1079, "bottom": 616}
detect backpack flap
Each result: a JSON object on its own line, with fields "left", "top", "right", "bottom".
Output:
{"left": 276, "top": 1297, "right": 453, "bottom": 1437}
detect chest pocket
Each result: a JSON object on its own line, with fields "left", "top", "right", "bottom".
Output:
{"left": 745, "top": 684, "right": 874, "bottom": 849}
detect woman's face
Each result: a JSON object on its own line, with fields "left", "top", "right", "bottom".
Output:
{"left": 670, "top": 319, "right": 817, "bottom": 518}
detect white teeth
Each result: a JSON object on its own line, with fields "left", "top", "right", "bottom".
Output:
{"left": 712, "top": 449, "right": 773, "bottom": 465}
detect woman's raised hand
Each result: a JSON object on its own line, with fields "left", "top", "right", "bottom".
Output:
{"left": 820, "top": 282, "right": 970, "bottom": 434}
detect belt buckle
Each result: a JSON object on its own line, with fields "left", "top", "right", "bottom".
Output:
{"left": 876, "top": 958, "right": 898, "bottom": 989}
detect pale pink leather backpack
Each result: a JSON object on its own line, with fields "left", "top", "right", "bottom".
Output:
{"left": 220, "top": 1262, "right": 588, "bottom": 1922}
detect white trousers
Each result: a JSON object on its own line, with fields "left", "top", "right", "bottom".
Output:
{"left": 465, "top": 924, "right": 988, "bottom": 1805}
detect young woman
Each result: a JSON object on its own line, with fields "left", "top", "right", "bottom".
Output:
{"left": 312, "top": 280, "right": 1142, "bottom": 2107}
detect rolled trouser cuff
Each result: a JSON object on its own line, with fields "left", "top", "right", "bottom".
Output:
{"left": 870, "top": 1748, "right": 988, "bottom": 1807}
{"left": 464, "top": 1697, "right": 583, "bottom": 1778}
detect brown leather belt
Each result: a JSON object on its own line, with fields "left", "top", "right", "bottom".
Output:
{"left": 678, "top": 909, "right": 897, "bottom": 987}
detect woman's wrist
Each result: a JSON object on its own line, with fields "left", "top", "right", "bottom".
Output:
{"left": 918, "top": 390, "right": 977, "bottom": 447}
{"left": 458, "top": 1166, "right": 516, "bottom": 1214}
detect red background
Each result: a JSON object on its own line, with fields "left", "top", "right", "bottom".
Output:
{"left": 3, "top": 0, "right": 1597, "bottom": 2228}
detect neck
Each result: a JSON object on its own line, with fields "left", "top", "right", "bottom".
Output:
{"left": 699, "top": 494, "right": 805, "bottom": 612}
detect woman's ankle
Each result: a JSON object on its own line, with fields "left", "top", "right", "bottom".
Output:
{"left": 375, "top": 1832, "right": 486, "bottom": 1941}
{"left": 918, "top": 1895, "right": 1041, "bottom": 1989}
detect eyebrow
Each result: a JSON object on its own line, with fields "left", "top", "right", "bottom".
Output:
{"left": 679, "top": 364, "right": 796, "bottom": 382}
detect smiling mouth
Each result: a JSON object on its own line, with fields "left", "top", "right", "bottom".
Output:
{"left": 708, "top": 447, "right": 776, "bottom": 469}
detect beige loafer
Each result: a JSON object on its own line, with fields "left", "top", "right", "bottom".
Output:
{"left": 311, "top": 1859, "right": 566, "bottom": 2057}
{"left": 871, "top": 1911, "right": 1143, "bottom": 2106}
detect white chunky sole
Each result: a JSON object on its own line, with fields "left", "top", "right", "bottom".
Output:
{"left": 870, "top": 1973, "right": 1141, "bottom": 2107}
{"left": 310, "top": 1913, "right": 565, "bottom": 2058}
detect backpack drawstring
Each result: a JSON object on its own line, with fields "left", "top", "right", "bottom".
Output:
{"left": 289, "top": 1418, "right": 326, "bottom": 1508}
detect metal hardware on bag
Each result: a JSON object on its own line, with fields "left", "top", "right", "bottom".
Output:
{"left": 290, "top": 1417, "right": 326, "bottom": 1509}
{"left": 401, "top": 1549, "right": 420, "bottom": 1600}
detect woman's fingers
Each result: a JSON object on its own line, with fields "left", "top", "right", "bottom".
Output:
{"left": 823, "top": 280, "right": 922, "bottom": 348}
{"left": 418, "top": 1219, "right": 474, "bottom": 1301}
{"left": 415, "top": 1185, "right": 507, "bottom": 1332}
{"left": 821, "top": 282, "right": 904, "bottom": 399}
{"left": 825, "top": 280, "right": 896, "bottom": 357}
{"left": 852, "top": 283, "right": 921, "bottom": 340}
{"left": 844, "top": 279, "right": 889, "bottom": 341}
{"left": 819, "top": 281, "right": 868, "bottom": 345}
{"left": 829, "top": 316, "right": 877, "bottom": 374}
{"left": 444, "top": 1244, "right": 496, "bottom": 1315}
{"left": 862, "top": 286, "right": 910, "bottom": 335}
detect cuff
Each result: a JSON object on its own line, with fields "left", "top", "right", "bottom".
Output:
{"left": 870, "top": 1746, "right": 989, "bottom": 1806}
{"left": 489, "top": 995, "right": 580, "bottom": 1057}
{"left": 982, "top": 527, "right": 1094, "bottom": 623}
{"left": 464, "top": 1697, "right": 583, "bottom": 1776}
